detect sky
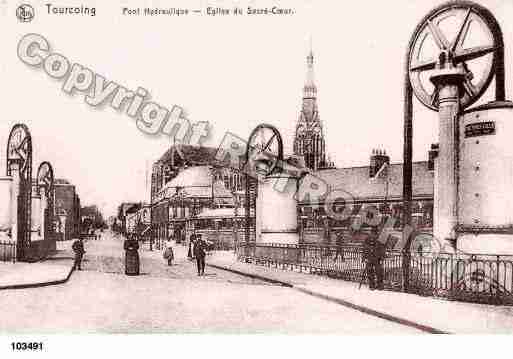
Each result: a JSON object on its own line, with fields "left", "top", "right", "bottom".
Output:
{"left": 1, "top": 0, "right": 513, "bottom": 217}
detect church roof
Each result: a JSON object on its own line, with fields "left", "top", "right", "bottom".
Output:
{"left": 166, "top": 166, "right": 212, "bottom": 188}
{"left": 157, "top": 144, "right": 247, "bottom": 172}
{"left": 157, "top": 145, "right": 219, "bottom": 166}
{"left": 303, "top": 161, "right": 433, "bottom": 204}
{"left": 159, "top": 165, "right": 232, "bottom": 199}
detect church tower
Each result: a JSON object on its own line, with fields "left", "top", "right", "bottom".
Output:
{"left": 293, "top": 48, "right": 332, "bottom": 171}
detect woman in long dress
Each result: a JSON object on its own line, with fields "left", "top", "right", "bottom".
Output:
{"left": 124, "top": 234, "right": 140, "bottom": 275}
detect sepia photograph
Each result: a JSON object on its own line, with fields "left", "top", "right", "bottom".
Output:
{"left": 2, "top": 0, "right": 513, "bottom": 356}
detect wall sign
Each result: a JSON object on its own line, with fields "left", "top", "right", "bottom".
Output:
{"left": 465, "top": 121, "right": 496, "bottom": 138}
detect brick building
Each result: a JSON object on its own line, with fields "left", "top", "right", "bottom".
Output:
{"left": 150, "top": 145, "right": 243, "bottom": 245}
{"left": 53, "top": 179, "right": 81, "bottom": 241}
{"left": 298, "top": 151, "right": 434, "bottom": 244}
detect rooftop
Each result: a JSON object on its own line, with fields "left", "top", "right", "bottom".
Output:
{"left": 159, "top": 165, "right": 232, "bottom": 199}
{"left": 304, "top": 161, "right": 433, "bottom": 204}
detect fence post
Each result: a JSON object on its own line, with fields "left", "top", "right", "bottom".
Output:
{"left": 496, "top": 255, "right": 500, "bottom": 303}
{"left": 402, "top": 249, "right": 411, "bottom": 293}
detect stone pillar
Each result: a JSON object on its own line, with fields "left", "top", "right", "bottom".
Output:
{"left": 31, "top": 193, "right": 41, "bottom": 240}
{"left": 257, "top": 172, "right": 299, "bottom": 244}
{"left": 40, "top": 188, "right": 48, "bottom": 241}
{"left": 9, "top": 162, "right": 20, "bottom": 256}
{"left": 430, "top": 66, "right": 466, "bottom": 243}
{"left": 0, "top": 178, "right": 12, "bottom": 233}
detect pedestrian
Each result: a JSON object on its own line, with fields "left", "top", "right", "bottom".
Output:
{"left": 124, "top": 235, "right": 140, "bottom": 276}
{"left": 362, "top": 226, "right": 385, "bottom": 290}
{"left": 188, "top": 233, "right": 195, "bottom": 259}
{"left": 333, "top": 231, "right": 345, "bottom": 262}
{"left": 163, "top": 239, "right": 174, "bottom": 266}
{"left": 72, "top": 237, "right": 85, "bottom": 270}
{"left": 193, "top": 234, "right": 206, "bottom": 276}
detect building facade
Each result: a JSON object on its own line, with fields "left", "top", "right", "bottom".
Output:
{"left": 150, "top": 145, "right": 244, "bottom": 246}
{"left": 53, "top": 179, "right": 81, "bottom": 241}
{"left": 298, "top": 150, "right": 434, "bottom": 244}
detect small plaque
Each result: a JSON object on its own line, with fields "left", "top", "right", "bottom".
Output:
{"left": 465, "top": 121, "right": 495, "bottom": 138}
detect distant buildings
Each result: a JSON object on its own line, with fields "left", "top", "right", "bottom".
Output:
{"left": 53, "top": 179, "right": 81, "bottom": 241}
{"left": 150, "top": 145, "right": 242, "bottom": 244}
{"left": 81, "top": 204, "right": 106, "bottom": 232}
{"left": 125, "top": 204, "right": 151, "bottom": 236}
{"left": 117, "top": 202, "right": 143, "bottom": 234}
{"left": 146, "top": 48, "right": 435, "bottom": 247}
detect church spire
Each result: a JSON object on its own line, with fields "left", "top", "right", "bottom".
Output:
{"left": 293, "top": 42, "right": 333, "bottom": 171}
{"left": 303, "top": 42, "right": 317, "bottom": 99}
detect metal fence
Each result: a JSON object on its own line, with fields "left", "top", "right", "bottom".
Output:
{"left": 0, "top": 241, "right": 17, "bottom": 263}
{"left": 236, "top": 243, "right": 513, "bottom": 305}
{"left": 80, "top": 233, "right": 98, "bottom": 241}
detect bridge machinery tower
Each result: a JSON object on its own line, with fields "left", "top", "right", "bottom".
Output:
{"left": 34, "top": 162, "right": 54, "bottom": 242}
{"left": 404, "top": 1, "right": 513, "bottom": 254}
{"left": 6, "top": 124, "right": 33, "bottom": 261}
{"left": 245, "top": 124, "right": 306, "bottom": 244}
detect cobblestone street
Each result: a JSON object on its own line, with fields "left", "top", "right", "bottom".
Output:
{"left": 77, "top": 234, "right": 271, "bottom": 284}
{"left": 0, "top": 233, "right": 421, "bottom": 333}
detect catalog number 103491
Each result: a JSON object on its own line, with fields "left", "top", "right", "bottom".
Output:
{"left": 11, "top": 342, "right": 43, "bottom": 351}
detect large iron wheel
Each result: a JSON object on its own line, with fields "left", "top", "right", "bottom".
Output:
{"left": 408, "top": 1, "right": 503, "bottom": 111}
{"left": 6, "top": 123, "right": 32, "bottom": 180}
{"left": 37, "top": 161, "right": 54, "bottom": 197}
{"left": 245, "top": 124, "right": 284, "bottom": 176}
{"left": 6, "top": 124, "right": 33, "bottom": 260}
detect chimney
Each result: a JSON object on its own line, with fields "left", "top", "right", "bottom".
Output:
{"left": 369, "top": 148, "right": 390, "bottom": 178}
{"left": 428, "top": 143, "right": 439, "bottom": 171}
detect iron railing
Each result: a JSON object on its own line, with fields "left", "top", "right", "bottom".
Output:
{"left": 80, "top": 233, "right": 98, "bottom": 241}
{"left": 236, "top": 243, "right": 513, "bottom": 305}
{"left": 0, "top": 240, "right": 17, "bottom": 263}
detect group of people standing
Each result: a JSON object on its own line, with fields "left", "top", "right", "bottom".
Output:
{"left": 70, "top": 230, "right": 209, "bottom": 276}
{"left": 72, "top": 224, "right": 386, "bottom": 290}
{"left": 163, "top": 233, "right": 208, "bottom": 276}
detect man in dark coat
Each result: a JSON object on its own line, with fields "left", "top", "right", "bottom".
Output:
{"left": 72, "top": 238, "right": 85, "bottom": 270}
{"left": 333, "top": 231, "right": 345, "bottom": 262}
{"left": 193, "top": 234, "right": 206, "bottom": 276}
{"left": 362, "top": 226, "right": 385, "bottom": 290}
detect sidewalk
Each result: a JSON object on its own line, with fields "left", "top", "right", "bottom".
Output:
{"left": 207, "top": 251, "right": 513, "bottom": 334}
{"left": 0, "top": 241, "right": 75, "bottom": 290}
